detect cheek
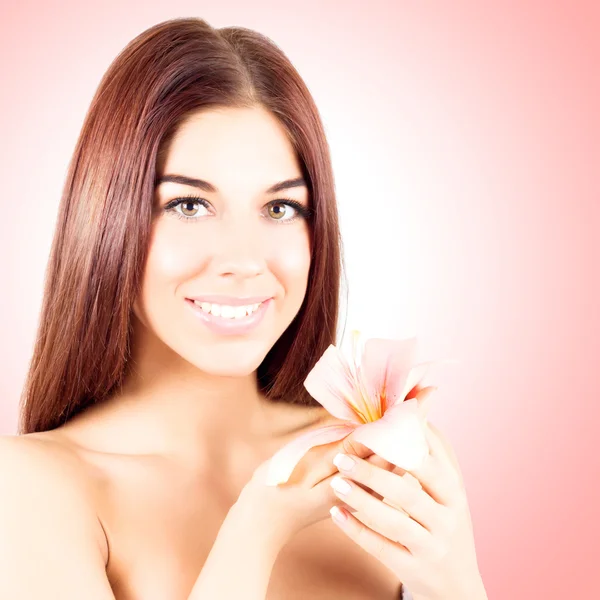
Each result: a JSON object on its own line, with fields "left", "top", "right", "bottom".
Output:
{"left": 277, "top": 241, "right": 311, "bottom": 274}
{"left": 145, "top": 225, "right": 209, "bottom": 285}
{"left": 138, "top": 222, "right": 311, "bottom": 313}
{"left": 139, "top": 225, "right": 210, "bottom": 315}
{"left": 268, "top": 227, "right": 311, "bottom": 294}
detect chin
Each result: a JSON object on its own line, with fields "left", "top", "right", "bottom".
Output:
{"left": 181, "top": 341, "right": 272, "bottom": 377}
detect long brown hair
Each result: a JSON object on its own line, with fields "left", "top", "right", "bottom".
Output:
{"left": 19, "top": 17, "right": 347, "bottom": 434}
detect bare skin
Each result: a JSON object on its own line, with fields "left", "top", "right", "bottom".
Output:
{"left": 3, "top": 106, "right": 405, "bottom": 598}
{"left": 18, "top": 398, "right": 403, "bottom": 599}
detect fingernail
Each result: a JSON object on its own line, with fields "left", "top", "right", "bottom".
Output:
{"left": 330, "top": 505, "right": 348, "bottom": 523}
{"left": 333, "top": 453, "right": 355, "bottom": 471}
{"left": 331, "top": 476, "right": 352, "bottom": 495}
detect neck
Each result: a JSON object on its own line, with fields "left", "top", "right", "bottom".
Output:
{"left": 70, "top": 321, "right": 285, "bottom": 470}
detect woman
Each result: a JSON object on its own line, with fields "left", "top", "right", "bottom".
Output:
{"left": 1, "top": 17, "right": 486, "bottom": 600}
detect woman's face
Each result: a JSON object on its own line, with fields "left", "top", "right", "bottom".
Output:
{"left": 133, "top": 105, "right": 312, "bottom": 376}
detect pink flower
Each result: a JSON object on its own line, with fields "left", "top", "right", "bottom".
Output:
{"left": 265, "top": 331, "right": 442, "bottom": 486}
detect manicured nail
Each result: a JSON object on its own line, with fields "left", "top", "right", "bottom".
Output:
{"left": 331, "top": 476, "right": 352, "bottom": 495}
{"left": 333, "top": 453, "right": 355, "bottom": 471}
{"left": 330, "top": 505, "right": 348, "bottom": 523}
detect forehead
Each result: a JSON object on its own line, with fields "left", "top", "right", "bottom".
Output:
{"left": 158, "top": 106, "right": 302, "bottom": 195}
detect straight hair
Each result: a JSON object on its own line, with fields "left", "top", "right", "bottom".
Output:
{"left": 19, "top": 17, "right": 347, "bottom": 434}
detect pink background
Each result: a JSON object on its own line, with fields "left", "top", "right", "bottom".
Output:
{"left": 1, "top": 1, "right": 598, "bottom": 598}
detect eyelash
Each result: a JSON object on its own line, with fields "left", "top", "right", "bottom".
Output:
{"left": 163, "top": 195, "right": 313, "bottom": 224}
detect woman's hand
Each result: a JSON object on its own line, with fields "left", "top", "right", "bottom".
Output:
{"left": 327, "top": 421, "right": 488, "bottom": 600}
{"left": 232, "top": 430, "right": 379, "bottom": 551}
{"left": 189, "top": 432, "right": 378, "bottom": 600}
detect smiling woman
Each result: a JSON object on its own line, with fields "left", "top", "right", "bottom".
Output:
{"left": 2, "top": 16, "right": 410, "bottom": 600}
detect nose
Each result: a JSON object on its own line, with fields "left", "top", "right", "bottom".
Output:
{"left": 211, "top": 214, "right": 266, "bottom": 280}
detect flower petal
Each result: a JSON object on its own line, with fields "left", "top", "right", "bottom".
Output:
{"left": 393, "top": 360, "right": 435, "bottom": 408}
{"left": 265, "top": 423, "right": 357, "bottom": 486}
{"left": 411, "top": 385, "right": 438, "bottom": 420}
{"left": 304, "top": 345, "right": 365, "bottom": 424}
{"left": 349, "top": 330, "right": 381, "bottom": 421}
{"left": 361, "top": 337, "right": 418, "bottom": 412}
{"left": 350, "top": 398, "right": 429, "bottom": 471}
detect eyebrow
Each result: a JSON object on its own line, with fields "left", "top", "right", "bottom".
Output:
{"left": 155, "top": 174, "right": 307, "bottom": 194}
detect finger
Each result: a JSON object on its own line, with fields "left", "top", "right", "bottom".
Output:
{"left": 332, "top": 453, "right": 443, "bottom": 532}
{"left": 329, "top": 474, "right": 432, "bottom": 556}
{"left": 424, "top": 421, "right": 464, "bottom": 490}
{"left": 365, "top": 452, "right": 396, "bottom": 472}
{"left": 292, "top": 417, "right": 404, "bottom": 489}
{"left": 285, "top": 429, "right": 375, "bottom": 488}
{"left": 398, "top": 449, "right": 460, "bottom": 508}
{"left": 404, "top": 423, "right": 464, "bottom": 509}
{"left": 329, "top": 505, "right": 416, "bottom": 574}
{"left": 354, "top": 452, "right": 397, "bottom": 502}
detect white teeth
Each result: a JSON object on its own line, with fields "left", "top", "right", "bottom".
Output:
{"left": 193, "top": 300, "right": 263, "bottom": 319}
{"left": 233, "top": 306, "right": 247, "bottom": 319}
{"left": 220, "top": 305, "right": 235, "bottom": 319}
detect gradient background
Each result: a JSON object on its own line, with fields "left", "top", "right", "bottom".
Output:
{"left": 1, "top": 1, "right": 598, "bottom": 598}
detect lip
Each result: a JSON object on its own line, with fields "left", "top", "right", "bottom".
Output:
{"left": 185, "top": 297, "right": 272, "bottom": 336}
{"left": 186, "top": 294, "right": 273, "bottom": 306}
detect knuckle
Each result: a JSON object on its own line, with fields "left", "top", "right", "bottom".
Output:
{"left": 391, "top": 514, "right": 408, "bottom": 544}
{"left": 442, "top": 507, "right": 459, "bottom": 535}
{"left": 400, "top": 482, "right": 422, "bottom": 511}
{"left": 402, "top": 471, "right": 422, "bottom": 489}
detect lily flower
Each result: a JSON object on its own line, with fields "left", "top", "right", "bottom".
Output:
{"left": 265, "top": 331, "right": 442, "bottom": 486}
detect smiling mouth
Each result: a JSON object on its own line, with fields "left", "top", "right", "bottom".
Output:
{"left": 187, "top": 298, "right": 268, "bottom": 320}
{"left": 184, "top": 297, "right": 272, "bottom": 335}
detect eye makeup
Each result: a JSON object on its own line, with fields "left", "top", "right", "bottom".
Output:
{"left": 163, "top": 195, "right": 313, "bottom": 224}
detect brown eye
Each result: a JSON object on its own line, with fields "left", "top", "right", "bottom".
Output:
{"left": 180, "top": 200, "right": 201, "bottom": 217}
{"left": 268, "top": 202, "right": 291, "bottom": 220}
{"left": 164, "top": 196, "right": 210, "bottom": 222}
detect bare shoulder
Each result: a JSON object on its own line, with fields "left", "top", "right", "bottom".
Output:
{"left": 0, "top": 432, "right": 104, "bottom": 505}
{"left": 0, "top": 434, "right": 114, "bottom": 599}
